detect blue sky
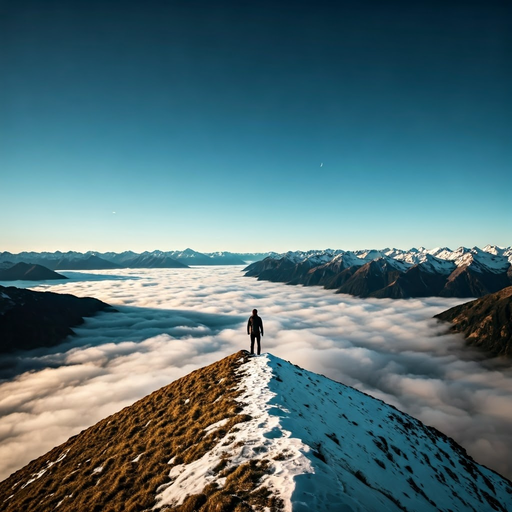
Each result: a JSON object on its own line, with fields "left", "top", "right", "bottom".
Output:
{"left": 1, "top": 0, "right": 510, "bottom": 253}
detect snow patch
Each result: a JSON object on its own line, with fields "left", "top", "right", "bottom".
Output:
{"left": 20, "top": 450, "right": 69, "bottom": 489}
{"left": 204, "top": 418, "right": 229, "bottom": 435}
{"left": 132, "top": 453, "right": 144, "bottom": 463}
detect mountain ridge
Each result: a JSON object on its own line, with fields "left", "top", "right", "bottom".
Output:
{"left": 1, "top": 351, "right": 510, "bottom": 511}
{"left": 435, "top": 286, "right": 512, "bottom": 357}
{"left": 0, "top": 250, "right": 272, "bottom": 270}
{"left": 245, "top": 246, "right": 512, "bottom": 299}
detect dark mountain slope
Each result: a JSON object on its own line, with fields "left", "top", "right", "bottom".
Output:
{"left": 53, "top": 254, "right": 122, "bottom": 270}
{"left": 439, "top": 266, "right": 511, "bottom": 298}
{"left": 245, "top": 256, "right": 304, "bottom": 283}
{"left": 0, "top": 286, "right": 115, "bottom": 354}
{"left": 372, "top": 265, "right": 448, "bottom": 298}
{"left": 0, "top": 262, "right": 67, "bottom": 281}
{"left": 337, "top": 260, "right": 402, "bottom": 297}
{"left": 121, "top": 254, "right": 188, "bottom": 268}
{"left": 302, "top": 263, "right": 359, "bottom": 289}
{"left": 435, "top": 286, "right": 512, "bottom": 357}
{"left": 245, "top": 254, "right": 512, "bottom": 299}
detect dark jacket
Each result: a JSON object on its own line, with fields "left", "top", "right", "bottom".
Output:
{"left": 247, "top": 314, "right": 264, "bottom": 336}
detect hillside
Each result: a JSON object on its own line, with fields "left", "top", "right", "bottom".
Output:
{"left": 1, "top": 351, "right": 510, "bottom": 512}
{"left": 0, "top": 262, "right": 67, "bottom": 281}
{"left": 0, "top": 286, "right": 115, "bottom": 354}
{"left": 435, "top": 286, "right": 512, "bottom": 357}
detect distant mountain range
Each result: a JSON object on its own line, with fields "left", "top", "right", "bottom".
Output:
{"left": 0, "top": 249, "right": 273, "bottom": 271}
{"left": 435, "top": 286, "right": 512, "bottom": 357}
{"left": 0, "top": 285, "right": 115, "bottom": 354}
{"left": 245, "top": 245, "right": 512, "bottom": 298}
{"left": 1, "top": 351, "right": 510, "bottom": 511}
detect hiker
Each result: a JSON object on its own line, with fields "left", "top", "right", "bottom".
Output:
{"left": 247, "top": 309, "right": 264, "bottom": 355}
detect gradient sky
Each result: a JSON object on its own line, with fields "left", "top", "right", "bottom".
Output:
{"left": 1, "top": 0, "right": 510, "bottom": 253}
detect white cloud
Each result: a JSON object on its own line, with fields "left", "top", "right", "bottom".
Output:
{"left": 1, "top": 267, "right": 511, "bottom": 481}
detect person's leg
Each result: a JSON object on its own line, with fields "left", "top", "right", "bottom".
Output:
{"left": 256, "top": 334, "right": 261, "bottom": 355}
{"left": 250, "top": 333, "right": 255, "bottom": 354}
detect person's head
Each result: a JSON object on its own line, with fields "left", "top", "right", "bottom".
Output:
{"left": 252, "top": 309, "right": 258, "bottom": 315}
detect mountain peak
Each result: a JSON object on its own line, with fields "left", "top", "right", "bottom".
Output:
{"left": 1, "top": 352, "right": 511, "bottom": 511}
{"left": 0, "top": 262, "right": 67, "bottom": 281}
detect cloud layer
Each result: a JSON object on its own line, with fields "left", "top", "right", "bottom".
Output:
{"left": 1, "top": 267, "right": 511, "bottom": 481}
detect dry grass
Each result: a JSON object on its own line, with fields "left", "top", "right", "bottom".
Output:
{"left": 0, "top": 351, "right": 281, "bottom": 512}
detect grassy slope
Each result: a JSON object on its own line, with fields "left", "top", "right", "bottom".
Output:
{"left": 0, "top": 351, "right": 280, "bottom": 512}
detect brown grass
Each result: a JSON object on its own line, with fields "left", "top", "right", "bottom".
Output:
{"left": 0, "top": 351, "right": 282, "bottom": 512}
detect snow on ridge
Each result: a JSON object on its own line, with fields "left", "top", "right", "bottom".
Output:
{"left": 263, "top": 355, "right": 512, "bottom": 511}
{"left": 355, "top": 249, "right": 385, "bottom": 261}
{"left": 328, "top": 251, "right": 366, "bottom": 268}
{"left": 154, "top": 354, "right": 512, "bottom": 511}
{"left": 267, "top": 245, "right": 512, "bottom": 275}
{"left": 153, "top": 354, "right": 313, "bottom": 511}
{"left": 280, "top": 250, "right": 343, "bottom": 265}
{"left": 482, "top": 245, "right": 506, "bottom": 256}
{"left": 418, "top": 254, "right": 456, "bottom": 274}
{"left": 381, "top": 256, "right": 412, "bottom": 271}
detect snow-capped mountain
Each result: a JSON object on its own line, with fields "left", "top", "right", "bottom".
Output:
{"left": 1, "top": 352, "right": 510, "bottom": 511}
{"left": 116, "top": 252, "right": 188, "bottom": 269}
{"left": 0, "top": 249, "right": 253, "bottom": 270}
{"left": 1, "top": 246, "right": 510, "bottom": 282}
{"left": 167, "top": 248, "right": 247, "bottom": 265}
{"left": 245, "top": 246, "right": 512, "bottom": 299}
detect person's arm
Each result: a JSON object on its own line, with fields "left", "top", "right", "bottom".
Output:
{"left": 260, "top": 318, "right": 264, "bottom": 336}
{"left": 247, "top": 317, "right": 251, "bottom": 335}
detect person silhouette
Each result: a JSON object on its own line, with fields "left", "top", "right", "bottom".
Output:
{"left": 247, "top": 308, "right": 264, "bottom": 355}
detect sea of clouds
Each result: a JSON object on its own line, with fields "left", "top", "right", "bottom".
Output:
{"left": 1, "top": 266, "right": 512, "bottom": 481}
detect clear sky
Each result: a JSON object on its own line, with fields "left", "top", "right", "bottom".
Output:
{"left": 1, "top": 0, "right": 510, "bottom": 253}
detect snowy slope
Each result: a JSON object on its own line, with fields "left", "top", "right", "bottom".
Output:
{"left": 156, "top": 354, "right": 512, "bottom": 512}
{"left": 318, "top": 251, "right": 367, "bottom": 271}
{"left": 396, "top": 254, "right": 457, "bottom": 275}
